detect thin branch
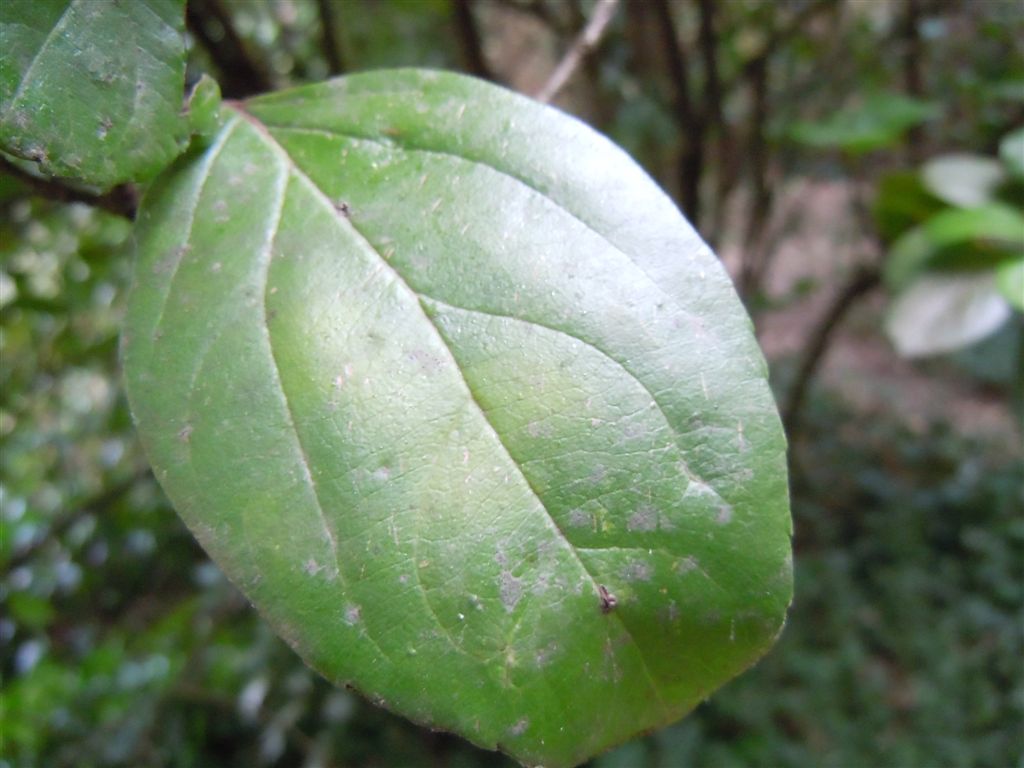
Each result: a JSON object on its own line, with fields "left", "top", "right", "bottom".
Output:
{"left": 783, "top": 267, "right": 882, "bottom": 437}
{"left": 1, "top": 155, "right": 137, "bottom": 219}
{"left": 186, "top": 0, "right": 273, "bottom": 98}
{"left": 2, "top": 469, "right": 152, "bottom": 575}
{"left": 317, "top": 0, "right": 345, "bottom": 76}
{"left": 452, "top": 0, "right": 496, "bottom": 81}
{"left": 534, "top": 0, "right": 619, "bottom": 103}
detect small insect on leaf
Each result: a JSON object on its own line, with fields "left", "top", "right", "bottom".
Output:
{"left": 598, "top": 584, "right": 617, "bottom": 614}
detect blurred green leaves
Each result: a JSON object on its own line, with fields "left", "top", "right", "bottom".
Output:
{"left": 788, "top": 92, "right": 940, "bottom": 155}
{"left": 876, "top": 127, "right": 1024, "bottom": 358}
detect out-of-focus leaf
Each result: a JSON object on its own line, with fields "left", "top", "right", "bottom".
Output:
{"left": 886, "top": 272, "right": 1012, "bottom": 357}
{"left": 0, "top": 0, "right": 189, "bottom": 189}
{"left": 922, "top": 154, "right": 1005, "bottom": 208}
{"left": 1000, "top": 127, "right": 1024, "bottom": 179}
{"left": 123, "top": 69, "right": 792, "bottom": 768}
{"left": 996, "top": 257, "right": 1024, "bottom": 311}
{"left": 872, "top": 171, "right": 946, "bottom": 243}
{"left": 186, "top": 74, "right": 223, "bottom": 144}
{"left": 788, "top": 92, "right": 940, "bottom": 154}
{"left": 884, "top": 204, "right": 1024, "bottom": 289}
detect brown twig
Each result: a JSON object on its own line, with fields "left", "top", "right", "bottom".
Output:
{"left": 1, "top": 155, "right": 137, "bottom": 219}
{"left": 452, "top": 0, "right": 496, "bottom": 81}
{"left": 317, "top": 0, "right": 345, "bottom": 76}
{"left": 783, "top": 267, "right": 882, "bottom": 437}
{"left": 534, "top": 0, "right": 619, "bottom": 103}
{"left": 186, "top": 0, "right": 273, "bottom": 98}
{"left": 2, "top": 469, "right": 153, "bottom": 575}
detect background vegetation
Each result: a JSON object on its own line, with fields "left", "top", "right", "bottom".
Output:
{"left": 2, "top": 1, "right": 1022, "bottom": 766}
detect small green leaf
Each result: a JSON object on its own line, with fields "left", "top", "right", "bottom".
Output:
{"left": 1000, "top": 127, "right": 1024, "bottom": 179}
{"left": 872, "top": 170, "right": 945, "bottom": 242}
{"left": 789, "top": 92, "right": 940, "bottom": 155}
{"left": 0, "top": 0, "right": 189, "bottom": 189}
{"left": 124, "top": 70, "right": 792, "bottom": 768}
{"left": 922, "top": 153, "right": 1005, "bottom": 208}
{"left": 996, "top": 257, "right": 1024, "bottom": 311}
{"left": 186, "top": 74, "right": 223, "bottom": 144}
{"left": 886, "top": 272, "right": 1012, "bottom": 357}
{"left": 884, "top": 203, "right": 1024, "bottom": 289}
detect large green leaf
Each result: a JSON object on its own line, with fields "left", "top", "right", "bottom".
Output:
{"left": 0, "top": 0, "right": 188, "bottom": 189}
{"left": 123, "top": 70, "right": 791, "bottom": 768}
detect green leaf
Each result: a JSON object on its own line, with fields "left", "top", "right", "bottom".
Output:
{"left": 872, "top": 170, "right": 945, "bottom": 243}
{"left": 185, "top": 74, "right": 223, "bottom": 144}
{"left": 1000, "top": 127, "right": 1024, "bottom": 179}
{"left": 922, "top": 153, "right": 1005, "bottom": 208}
{"left": 996, "top": 257, "right": 1024, "bottom": 311}
{"left": 884, "top": 203, "right": 1024, "bottom": 289}
{"left": 886, "top": 272, "right": 1013, "bottom": 357}
{"left": 123, "top": 70, "right": 792, "bottom": 768}
{"left": 788, "top": 92, "right": 940, "bottom": 155}
{"left": 0, "top": 0, "right": 189, "bottom": 189}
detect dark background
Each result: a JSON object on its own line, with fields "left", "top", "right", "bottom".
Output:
{"left": 2, "top": 1, "right": 1022, "bottom": 766}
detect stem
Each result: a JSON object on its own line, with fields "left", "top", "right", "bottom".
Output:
{"left": 651, "top": 0, "right": 703, "bottom": 223}
{"left": 783, "top": 268, "right": 882, "bottom": 437}
{"left": 452, "top": 0, "right": 496, "bottom": 81}
{"left": 317, "top": 0, "right": 345, "bottom": 75}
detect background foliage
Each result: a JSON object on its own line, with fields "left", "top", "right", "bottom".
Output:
{"left": 2, "top": 1, "right": 1022, "bottom": 766}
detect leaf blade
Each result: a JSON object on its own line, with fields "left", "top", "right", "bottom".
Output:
{"left": 0, "top": 0, "right": 189, "bottom": 188}
{"left": 124, "top": 70, "right": 792, "bottom": 768}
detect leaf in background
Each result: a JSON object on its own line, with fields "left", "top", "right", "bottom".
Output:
{"left": 0, "top": 0, "right": 188, "bottom": 189}
{"left": 872, "top": 170, "right": 946, "bottom": 243}
{"left": 123, "top": 70, "right": 792, "bottom": 768}
{"left": 1000, "top": 127, "right": 1024, "bottom": 179}
{"left": 922, "top": 154, "right": 1005, "bottom": 208}
{"left": 788, "top": 92, "right": 940, "bottom": 155}
{"left": 886, "top": 272, "right": 1012, "bottom": 357}
{"left": 884, "top": 203, "right": 1024, "bottom": 289}
{"left": 996, "top": 257, "right": 1024, "bottom": 311}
